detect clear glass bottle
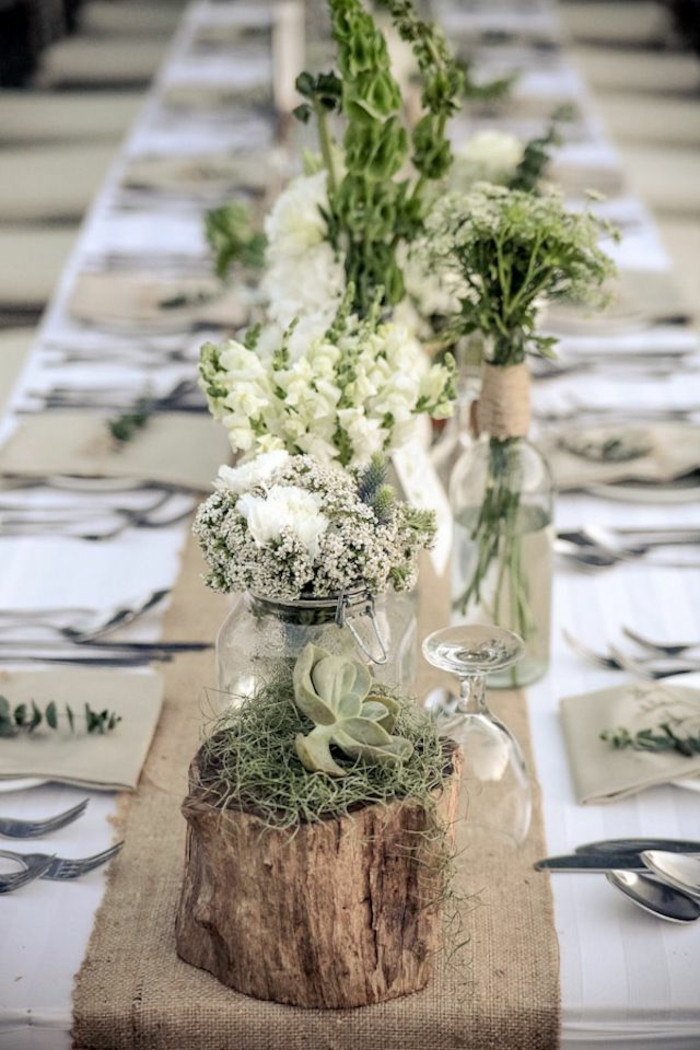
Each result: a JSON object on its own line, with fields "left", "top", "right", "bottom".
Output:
{"left": 449, "top": 427, "right": 553, "bottom": 689}
{"left": 215, "top": 589, "right": 417, "bottom": 707}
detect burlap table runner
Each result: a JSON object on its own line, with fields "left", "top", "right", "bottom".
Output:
{"left": 73, "top": 539, "right": 561, "bottom": 1050}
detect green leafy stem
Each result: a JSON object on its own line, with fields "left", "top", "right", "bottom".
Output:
{"left": 454, "top": 436, "right": 534, "bottom": 645}
{"left": 601, "top": 722, "right": 700, "bottom": 758}
{"left": 0, "top": 696, "right": 122, "bottom": 738}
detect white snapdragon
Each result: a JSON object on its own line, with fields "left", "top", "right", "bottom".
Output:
{"left": 237, "top": 484, "right": 329, "bottom": 559}
{"left": 199, "top": 317, "right": 455, "bottom": 468}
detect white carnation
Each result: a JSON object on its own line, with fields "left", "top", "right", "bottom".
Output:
{"left": 236, "top": 484, "right": 329, "bottom": 559}
{"left": 213, "top": 450, "right": 290, "bottom": 495}
{"left": 450, "top": 130, "right": 524, "bottom": 191}
{"left": 263, "top": 170, "right": 329, "bottom": 257}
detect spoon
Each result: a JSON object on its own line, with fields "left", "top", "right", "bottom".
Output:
{"left": 606, "top": 870, "right": 700, "bottom": 923}
{"left": 641, "top": 851, "right": 700, "bottom": 898}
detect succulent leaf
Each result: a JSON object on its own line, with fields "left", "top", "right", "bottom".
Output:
{"left": 292, "top": 644, "right": 413, "bottom": 776}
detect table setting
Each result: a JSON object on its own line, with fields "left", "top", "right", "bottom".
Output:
{"left": 0, "top": 0, "right": 699, "bottom": 1048}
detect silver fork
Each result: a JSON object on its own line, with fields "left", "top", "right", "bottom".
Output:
{"left": 0, "top": 588, "right": 170, "bottom": 643}
{"left": 622, "top": 626, "right": 700, "bottom": 658}
{"left": 0, "top": 854, "right": 56, "bottom": 893}
{"left": 0, "top": 799, "right": 88, "bottom": 839}
{"left": 562, "top": 630, "right": 700, "bottom": 678}
{"left": 0, "top": 842, "right": 123, "bottom": 880}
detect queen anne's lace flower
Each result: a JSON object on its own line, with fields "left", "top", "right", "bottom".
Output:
{"left": 193, "top": 455, "right": 436, "bottom": 599}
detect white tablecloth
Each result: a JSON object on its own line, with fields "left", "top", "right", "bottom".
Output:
{"left": 1, "top": 1, "right": 699, "bottom": 1047}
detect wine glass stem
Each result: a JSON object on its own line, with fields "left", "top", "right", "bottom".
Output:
{"left": 458, "top": 674, "right": 488, "bottom": 716}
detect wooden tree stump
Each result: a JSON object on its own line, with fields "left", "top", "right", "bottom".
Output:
{"left": 175, "top": 744, "right": 460, "bottom": 1009}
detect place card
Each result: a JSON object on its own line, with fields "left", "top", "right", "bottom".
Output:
{"left": 391, "top": 438, "right": 453, "bottom": 577}
{"left": 0, "top": 667, "right": 164, "bottom": 792}
{"left": 0, "top": 413, "right": 231, "bottom": 492}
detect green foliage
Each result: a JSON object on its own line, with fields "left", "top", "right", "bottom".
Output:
{"left": 0, "top": 695, "right": 121, "bottom": 738}
{"left": 293, "top": 644, "right": 413, "bottom": 776}
{"left": 459, "top": 58, "right": 517, "bottom": 105}
{"left": 426, "top": 183, "right": 618, "bottom": 360}
{"left": 509, "top": 105, "right": 574, "bottom": 194}
{"left": 204, "top": 202, "right": 267, "bottom": 281}
{"left": 601, "top": 722, "right": 700, "bottom": 758}
{"left": 108, "top": 396, "right": 151, "bottom": 445}
{"left": 197, "top": 668, "right": 451, "bottom": 828}
{"left": 293, "top": 0, "right": 463, "bottom": 316}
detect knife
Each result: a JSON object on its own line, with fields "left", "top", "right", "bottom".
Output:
{"left": 535, "top": 849, "right": 700, "bottom": 873}
{"left": 577, "top": 838, "right": 700, "bottom": 855}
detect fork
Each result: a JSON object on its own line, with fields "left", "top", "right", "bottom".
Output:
{"left": 0, "top": 588, "right": 170, "bottom": 643}
{"left": 0, "top": 842, "right": 123, "bottom": 880}
{"left": 0, "top": 854, "right": 56, "bottom": 894}
{"left": 562, "top": 629, "right": 700, "bottom": 678}
{"left": 0, "top": 799, "right": 88, "bottom": 839}
{"left": 622, "top": 626, "right": 700, "bottom": 658}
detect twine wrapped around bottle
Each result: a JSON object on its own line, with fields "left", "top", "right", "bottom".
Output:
{"left": 475, "top": 363, "right": 531, "bottom": 440}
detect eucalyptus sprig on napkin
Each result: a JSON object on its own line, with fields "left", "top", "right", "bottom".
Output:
{"left": 0, "top": 695, "right": 121, "bottom": 738}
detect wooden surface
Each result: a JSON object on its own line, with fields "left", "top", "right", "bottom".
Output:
{"left": 175, "top": 744, "right": 461, "bottom": 1010}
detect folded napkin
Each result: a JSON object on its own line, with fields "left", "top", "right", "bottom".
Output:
{"left": 544, "top": 268, "right": 690, "bottom": 336}
{"left": 0, "top": 412, "right": 231, "bottom": 491}
{"left": 68, "top": 272, "right": 249, "bottom": 332}
{"left": 560, "top": 680, "right": 700, "bottom": 803}
{"left": 122, "top": 153, "right": 273, "bottom": 198}
{"left": 540, "top": 422, "right": 700, "bottom": 490}
{"left": 0, "top": 667, "right": 163, "bottom": 791}
{"left": 162, "top": 81, "right": 271, "bottom": 112}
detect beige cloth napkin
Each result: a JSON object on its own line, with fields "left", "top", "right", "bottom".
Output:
{"left": 541, "top": 422, "right": 700, "bottom": 490}
{"left": 123, "top": 154, "right": 271, "bottom": 198}
{"left": 162, "top": 82, "right": 271, "bottom": 111}
{"left": 0, "top": 667, "right": 163, "bottom": 791}
{"left": 545, "top": 269, "right": 690, "bottom": 335}
{"left": 560, "top": 679, "right": 700, "bottom": 803}
{"left": 0, "top": 412, "right": 231, "bottom": 491}
{"left": 67, "top": 272, "right": 248, "bottom": 332}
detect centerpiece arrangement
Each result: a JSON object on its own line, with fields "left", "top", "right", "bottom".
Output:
{"left": 425, "top": 184, "right": 617, "bottom": 685}
{"left": 176, "top": 643, "right": 460, "bottom": 1007}
{"left": 194, "top": 451, "right": 436, "bottom": 696}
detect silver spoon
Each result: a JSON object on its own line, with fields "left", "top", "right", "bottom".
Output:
{"left": 641, "top": 851, "right": 700, "bottom": 898}
{"left": 606, "top": 870, "right": 700, "bottom": 923}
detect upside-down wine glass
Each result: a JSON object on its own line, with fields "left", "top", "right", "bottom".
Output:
{"left": 422, "top": 623, "right": 532, "bottom": 847}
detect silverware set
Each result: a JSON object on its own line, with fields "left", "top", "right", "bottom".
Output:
{"left": 555, "top": 525, "right": 700, "bottom": 570}
{"left": 0, "top": 799, "right": 123, "bottom": 893}
{"left": 563, "top": 628, "right": 700, "bottom": 678}
{"left": 535, "top": 838, "right": 700, "bottom": 922}
{"left": 23, "top": 377, "right": 205, "bottom": 414}
{"left": 0, "top": 491, "right": 196, "bottom": 541}
{"left": 0, "top": 587, "right": 210, "bottom": 664}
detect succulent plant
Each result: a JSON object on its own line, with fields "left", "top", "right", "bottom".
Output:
{"left": 292, "top": 644, "right": 413, "bottom": 777}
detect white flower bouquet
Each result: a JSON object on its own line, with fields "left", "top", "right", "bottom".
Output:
{"left": 193, "top": 452, "right": 436, "bottom": 600}
{"left": 198, "top": 299, "right": 455, "bottom": 467}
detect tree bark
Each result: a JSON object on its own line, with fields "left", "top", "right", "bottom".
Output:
{"left": 175, "top": 744, "right": 460, "bottom": 1009}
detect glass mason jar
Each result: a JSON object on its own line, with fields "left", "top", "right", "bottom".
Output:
{"left": 449, "top": 357, "right": 554, "bottom": 688}
{"left": 216, "top": 589, "right": 417, "bottom": 707}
